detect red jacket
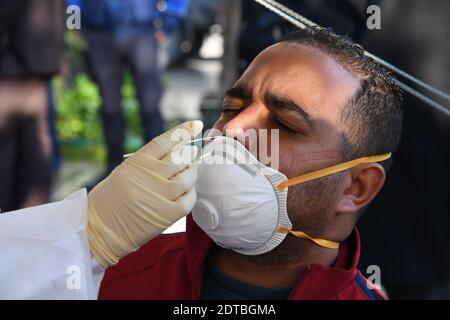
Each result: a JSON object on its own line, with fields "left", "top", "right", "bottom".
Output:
{"left": 99, "top": 215, "right": 385, "bottom": 300}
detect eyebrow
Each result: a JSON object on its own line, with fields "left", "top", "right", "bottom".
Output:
{"left": 224, "top": 86, "right": 252, "bottom": 100}
{"left": 265, "top": 94, "right": 314, "bottom": 129}
{"left": 224, "top": 86, "right": 315, "bottom": 129}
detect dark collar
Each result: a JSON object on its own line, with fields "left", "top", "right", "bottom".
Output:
{"left": 185, "top": 215, "right": 361, "bottom": 299}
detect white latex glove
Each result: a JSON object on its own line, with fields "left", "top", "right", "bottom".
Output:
{"left": 87, "top": 121, "right": 203, "bottom": 268}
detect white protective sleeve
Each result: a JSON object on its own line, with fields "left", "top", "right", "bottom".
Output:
{"left": 0, "top": 189, "right": 105, "bottom": 300}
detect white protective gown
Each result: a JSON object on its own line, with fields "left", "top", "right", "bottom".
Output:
{"left": 0, "top": 189, "right": 186, "bottom": 299}
{"left": 0, "top": 189, "right": 103, "bottom": 299}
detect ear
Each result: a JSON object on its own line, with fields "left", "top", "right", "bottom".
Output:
{"left": 336, "top": 163, "right": 386, "bottom": 215}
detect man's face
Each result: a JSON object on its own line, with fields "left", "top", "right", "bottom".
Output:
{"left": 211, "top": 43, "right": 360, "bottom": 263}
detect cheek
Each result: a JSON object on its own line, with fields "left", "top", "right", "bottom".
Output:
{"left": 285, "top": 184, "right": 320, "bottom": 233}
{"left": 285, "top": 178, "right": 340, "bottom": 233}
{"left": 286, "top": 184, "right": 304, "bottom": 217}
{"left": 277, "top": 140, "right": 301, "bottom": 177}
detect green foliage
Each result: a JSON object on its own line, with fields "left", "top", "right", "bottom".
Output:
{"left": 55, "top": 72, "right": 147, "bottom": 161}
{"left": 56, "top": 74, "right": 101, "bottom": 141}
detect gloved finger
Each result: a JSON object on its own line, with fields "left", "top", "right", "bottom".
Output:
{"left": 138, "top": 187, "right": 197, "bottom": 228}
{"left": 160, "top": 165, "right": 198, "bottom": 200}
{"left": 175, "top": 187, "right": 197, "bottom": 216}
{"left": 127, "top": 145, "right": 198, "bottom": 180}
{"left": 137, "top": 120, "right": 203, "bottom": 160}
{"left": 162, "top": 144, "right": 198, "bottom": 171}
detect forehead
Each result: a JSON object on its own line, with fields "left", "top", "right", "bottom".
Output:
{"left": 238, "top": 43, "right": 360, "bottom": 122}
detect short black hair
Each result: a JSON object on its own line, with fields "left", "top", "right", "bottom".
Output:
{"left": 282, "top": 27, "right": 403, "bottom": 171}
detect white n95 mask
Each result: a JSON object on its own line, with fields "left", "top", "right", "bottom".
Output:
{"left": 192, "top": 136, "right": 391, "bottom": 255}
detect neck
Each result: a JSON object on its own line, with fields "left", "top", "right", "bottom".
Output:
{"left": 212, "top": 245, "right": 339, "bottom": 289}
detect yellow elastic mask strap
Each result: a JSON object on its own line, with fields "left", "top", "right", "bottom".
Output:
{"left": 277, "top": 227, "right": 340, "bottom": 249}
{"left": 276, "top": 153, "right": 392, "bottom": 191}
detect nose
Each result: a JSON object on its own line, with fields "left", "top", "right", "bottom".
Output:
{"left": 222, "top": 103, "right": 270, "bottom": 147}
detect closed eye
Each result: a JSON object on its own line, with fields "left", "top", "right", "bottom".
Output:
{"left": 272, "top": 114, "right": 297, "bottom": 134}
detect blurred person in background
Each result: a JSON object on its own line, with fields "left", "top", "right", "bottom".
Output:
{"left": 168, "top": 0, "right": 221, "bottom": 68}
{"left": 0, "top": 0, "right": 65, "bottom": 212}
{"left": 76, "top": 0, "right": 189, "bottom": 185}
{"left": 161, "top": 0, "right": 196, "bottom": 68}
